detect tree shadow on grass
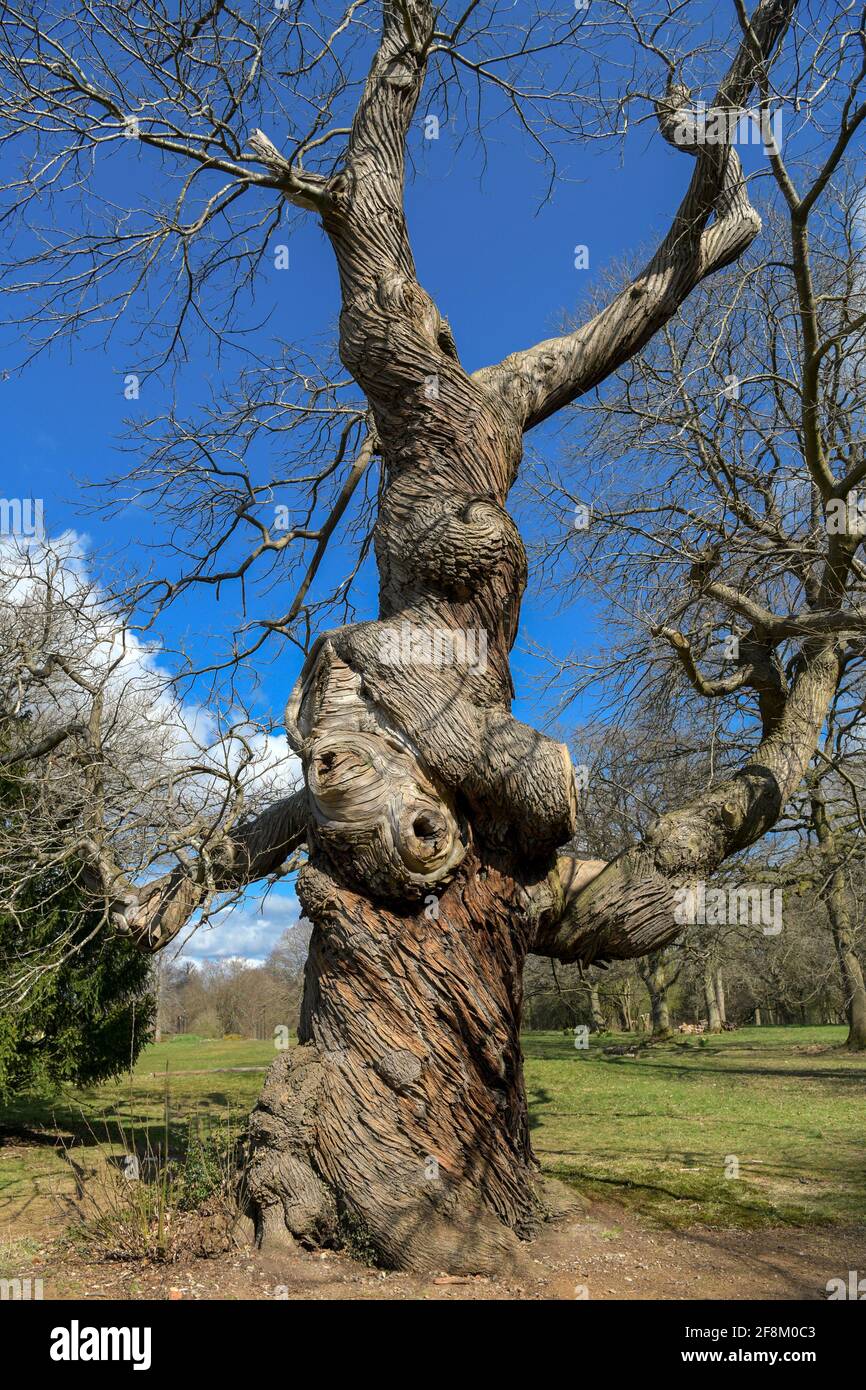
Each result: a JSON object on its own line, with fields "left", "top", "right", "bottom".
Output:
{"left": 595, "top": 1056, "right": 866, "bottom": 1086}
{"left": 0, "top": 1086, "right": 247, "bottom": 1166}
{"left": 526, "top": 1085, "right": 553, "bottom": 1131}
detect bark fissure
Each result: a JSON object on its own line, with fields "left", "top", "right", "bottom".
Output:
{"left": 246, "top": 852, "right": 550, "bottom": 1271}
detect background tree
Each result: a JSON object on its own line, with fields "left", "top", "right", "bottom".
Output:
{"left": 783, "top": 665, "right": 866, "bottom": 1047}
{"left": 0, "top": 758, "right": 154, "bottom": 1101}
{"left": 529, "top": 132, "right": 866, "bottom": 1005}
{"left": 0, "top": 535, "right": 303, "bottom": 1007}
{"left": 804, "top": 780, "right": 866, "bottom": 1047}
{"left": 638, "top": 948, "right": 683, "bottom": 1038}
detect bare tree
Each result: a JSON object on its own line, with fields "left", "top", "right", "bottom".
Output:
{"left": 805, "top": 788, "right": 866, "bottom": 1048}
{"left": 638, "top": 948, "right": 683, "bottom": 1037}
{"left": 790, "top": 664, "right": 866, "bottom": 1047}
{"left": 0, "top": 535, "right": 303, "bottom": 1007}
{"left": 529, "top": 149, "right": 866, "bottom": 976}
{"left": 2, "top": 0, "right": 861, "bottom": 1270}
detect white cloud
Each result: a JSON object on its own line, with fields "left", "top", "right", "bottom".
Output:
{"left": 176, "top": 886, "right": 303, "bottom": 965}
{"left": 2, "top": 530, "right": 304, "bottom": 914}
{"left": 2, "top": 528, "right": 302, "bottom": 789}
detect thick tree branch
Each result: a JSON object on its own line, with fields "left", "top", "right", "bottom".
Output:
{"left": 533, "top": 638, "right": 842, "bottom": 965}
{"left": 90, "top": 787, "right": 309, "bottom": 953}
{"left": 474, "top": 0, "right": 796, "bottom": 432}
{"left": 0, "top": 721, "right": 86, "bottom": 766}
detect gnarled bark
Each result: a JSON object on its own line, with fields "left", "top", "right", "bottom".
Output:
{"left": 106, "top": 0, "right": 823, "bottom": 1271}
{"left": 246, "top": 853, "right": 550, "bottom": 1272}
{"left": 238, "top": 0, "right": 581, "bottom": 1269}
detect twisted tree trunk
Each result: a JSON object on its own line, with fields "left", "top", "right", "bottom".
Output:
{"left": 242, "top": 101, "right": 578, "bottom": 1262}
{"left": 247, "top": 856, "right": 548, "bottom": 1270}
{"left": 101, "top": 0, "right": 820, "bottom": 1272}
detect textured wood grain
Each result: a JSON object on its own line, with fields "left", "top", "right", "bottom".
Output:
{"left": 241, "top": 0, "right": 810, "bottom": 1270}
{"left": 246, "top": 851, "right": 552, "bottom": 1272}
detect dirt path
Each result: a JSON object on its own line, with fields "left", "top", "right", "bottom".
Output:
{"left": 3, "top": 1156, "right": 862, "bottom": 1302}
{"left": 63, "top": 1209, "right": 861, "bottom": 1302}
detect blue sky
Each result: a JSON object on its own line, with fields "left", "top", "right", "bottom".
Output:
{"left": 3, "top": 109, "right": 686, "bottom": 695}
{"left": 0, "top": 14, "right": 781, "bottom": 964}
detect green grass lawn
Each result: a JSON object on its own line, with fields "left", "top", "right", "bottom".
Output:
{"left": 1, "top": 1027, "right": 864, "bottom": 1234}
{"left": 2, "top": 1035, "right": 275, "bottom": 1162}
{"left": 0, "top": 1035, "right": 276, "bottom": 1223}
{"left": 525, "top": 1026, "right": 866, "bottom": 1228}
